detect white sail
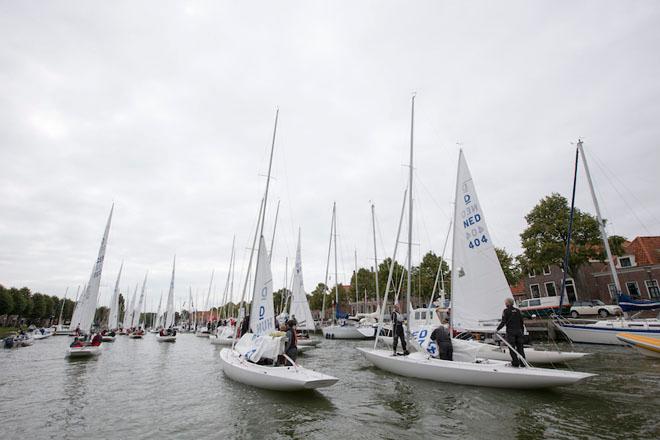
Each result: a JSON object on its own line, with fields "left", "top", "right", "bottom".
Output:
{"left": 134, "top": 272, "right": 148, "bottom": 327}
{"left": 155, "top": 291, "right": 163, "bottom": 328}
{"left": 164, "top": 257, "right": 176, "bottom": 329}
{"left": 108, "top": 262, "right": 123, "bottom": 329}
{"left": 289, "top": 230, "right": 315, "bottom": 331}
{"left": 451, "top": 150, "right": 511, "bottom": 332}
{"left": 128, "top": 284, "right": 138, "bottom": 327}
{"left": 69, "top": 283, "right": 86, "bottom": 330}
{"left": 249, "top": 236, "right": 275, "bottom": 336}
{"left": 77, "top": 205, "right": 113, "bottom": 333}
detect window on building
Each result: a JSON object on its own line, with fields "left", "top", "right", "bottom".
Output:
{"left": 528, "top": 269, "right": 536, "bottom": 278}
{"left": 626, "top": 281, "right": 640, "bottom": 297}
{"left": 645, "top": 280, "right": 660, "bottom": 299}
{"left": 543, "top": 265, "right": 551, "bottom": 275}
{"left": 530, "top": 284, "right": 540, "bottom": 298}
{"left": 545, "top": 282, "right": 557, "bottom": 297}
{"left": 565, "top": 279, "right": 578, "bottom": 303}
{"left": 619, "top": 257, "right": 632, "bottom": 268}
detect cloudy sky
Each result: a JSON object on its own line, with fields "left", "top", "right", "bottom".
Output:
{"left": 1, "top": 1, "right": 659, "bottom": 310}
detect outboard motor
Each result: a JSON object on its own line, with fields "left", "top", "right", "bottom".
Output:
{"left": 4, "top": 337, "right": 15, "bottom": 349}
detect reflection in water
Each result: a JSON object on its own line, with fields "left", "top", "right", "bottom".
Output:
{"left": 0, "top": 336, "right": 658, "bottom": 439}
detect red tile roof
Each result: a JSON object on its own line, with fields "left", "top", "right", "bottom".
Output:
{"left": 624, "top": 236, "right": 660, "bottom": 265}
{"left": 510, "top": 279, "right": 525, "bottom": 296}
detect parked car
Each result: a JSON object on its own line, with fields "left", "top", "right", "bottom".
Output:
{"left": 569, "top": 300, "right": 622, "bottom": 318}
{"left": 518, "top": 296, "right": 570, "bottom": 318}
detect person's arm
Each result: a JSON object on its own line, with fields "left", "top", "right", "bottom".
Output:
{"left": 496, "top": 309, "right": 508, "bottom": 332}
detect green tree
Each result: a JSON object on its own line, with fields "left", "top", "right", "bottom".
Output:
{"left": 11, "top": 288, "right": 26, "bottom": 317}
{"left": 308, "top": 283, "right": 328, "bottom": 312}
{"left": 520, "top": 193, "right": 622, "bottom": 291}
{"left": 0, "top": 286, "right": 14, "bottom": 315}
{"left": 30, "top": 293, "right": 46, "bottom": 320}
{"left": 495, "top": 247, "right": 522, "bottom": 286}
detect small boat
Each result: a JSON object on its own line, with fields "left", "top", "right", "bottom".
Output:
{"left": 616, "top": 332, "right": 660, "bottom": 358}
{"left": 322, "top": 323, "right": 365, "bottom": 339}
{"left": 195, "top": 327, "right": 211, "bottom": 338}
{"left": 31, "top": 328, "right": 52, "bottom": 340}
{"left": 67, "top": 340, "right": 103, "bottom": 358}
{"left": 3, "top": 333, "right": 34, "bottom": 348}
{"left": 128, "top": 329, "right": 145, "bottom": 339}
{"left": 556, "top": 318, "right": 660, "bottom": 345}
{"left": 210, "top": 326, "right": 235, "bottom": 346}
{"left": 100, "top": 331, "right": 116, "bottom": 342}
{"left": 357, "top": 348, "right": 594, "bottom": 389}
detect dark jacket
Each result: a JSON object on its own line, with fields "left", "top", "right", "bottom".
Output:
{"left": 430, "top": 326, "right": 451, "bottom": 344}
{"left": 496, "top": 305, "right": 525, "bottom": 335}
{"left": 391, "top": 310, "right": 404, "bottom": 329}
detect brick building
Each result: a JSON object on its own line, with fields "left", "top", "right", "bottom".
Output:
{"left": 520, "top": 236, "right": 660, "bottom": 305}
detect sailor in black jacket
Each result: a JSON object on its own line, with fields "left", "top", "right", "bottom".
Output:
{"left": 391, "top": 304, "right": 409, "bottom": 355}
{"left": 496, "top": 298, "right": 526, "bottom": 367}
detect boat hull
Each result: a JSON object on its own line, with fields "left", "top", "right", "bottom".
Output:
{"left": 101, "top": 336, "right": 115, "bottom": 342}
{"left": 357, "top": 348, "right": 594, "bottom": 389}
{"left": 616, "top": 333, "right": 660, "bottom": 358}
{"left": 128, "top": 334, "right": 144, "bottom": 339}
{"left": 556, "top": 321, "right": 660, "bottom": 345}
{"left": 156, "top": 335, "right": 176, "bottom": 342}
{"left": 67, "top": 345, "right": 102, "bottom": 358}
{"left": 209, "top": 336, "right": 234, "bottom": 346}
{"left": 322, "top": 325, "right": 366, "bottom": 340}
{"left": 297, "top": 338, "right": 321, "bottom": 347}
{"left": 219, "top": 348, "right": 338, "bottom": 391}
{"left": 453, "top": 339, "right": 589, "bottom": 363}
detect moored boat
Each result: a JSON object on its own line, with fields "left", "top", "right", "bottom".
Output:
{"left": 616, "top": 332, "right": 660, "bottom": 358}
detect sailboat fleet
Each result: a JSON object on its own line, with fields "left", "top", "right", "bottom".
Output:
{"left": 31, "top": 100, "right": 657, "bottom": 394}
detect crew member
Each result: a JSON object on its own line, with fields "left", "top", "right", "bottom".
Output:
{"left": 430, "top": 320, "right": 453, "bottom": 361}
{"left": 284, "top": 320, "right": 298, "bottom": 365}
{"left": 391, "top": 304, "right": 409, "bottom": 356}
{"left": 496, "top": 298, "right": 526, "bottom": 367}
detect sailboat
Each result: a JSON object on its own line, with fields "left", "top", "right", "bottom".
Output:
{"left": 211, "top": 237, "right": 239, "bottom": 346}
{"left": 219, "top": 109, "right": 338, "bottom": 391}
{"left": 322, "top": 203, "right": 366, "bottom": 340}
{"left": 157, "top": 256, "right": 177, "bottom": 342}
{"left": 102, "top": 263, "right": 123, "bottom": 342}
{"left": 358, "top": 97, "right": 594, "bottom": 388}
{"left": 52, "top": 287, "right": 71, "bottom": 335}
{"left": 150, "top": 291, "right": 164, "bottom": 334}
{"left": 288, "top": 229, "right": 320, "bottom": 350}
{"left": 67, "top": 205, "right": 113, "bottom": 358}
{"left": 554, "top": 141, "right": 660, "bottom": 345}
{"left": 129, "top": 272, "right": 148, "bottom": 339}
{"left": 195, "top": 271, "right": 214, "bottom": 337}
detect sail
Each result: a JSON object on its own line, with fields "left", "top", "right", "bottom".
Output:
{"left": 249, "top": 235, "right": 275, "bottom": 336}
{"left": 164, "top": 257, "right": 176, "bottom": 328}
{"left": 289, "top": 230, "right": 316, "bottom": 331}
{"left": 451, "top": 151, "right": 511, "bottom": 332}
{"left": 134, "top": 272, "right": 148, "bottom": 327}
{"left": 69, "top": 283, "right": 86, "bottom": 330}
{"left": 128, "top": 284, "right": 138, "bottom": 327}
{"left": 77, "top": 205, "right": 113, "bottom": 333}
{"left": 155, "top": 291, "right": 163, "bottom": 328}
{"left": 108, "top": 263, "right": 123, "bottom": 329}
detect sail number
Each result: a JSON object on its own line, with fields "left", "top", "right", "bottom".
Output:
{"left": 468, "top": 235, "right": 488, "bottom": 248}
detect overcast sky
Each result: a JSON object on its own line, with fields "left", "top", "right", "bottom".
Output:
{"left": 1, "top": 1, "right": 659, "bottom": 311}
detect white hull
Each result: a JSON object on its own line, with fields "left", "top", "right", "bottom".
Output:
{"left": 556, "top": 320, "right": 660, "bottom": 345}
{"left": 322, "top": 325, "right": 366, "bottom": 340}
{"left": 157, "top": 335, "right": 176, "bottom": 342}
{"left": 209, "top": 336, "right": 234, "bottom": 346}
{"left": 67, "top": 345, "right": 102, "bottom": 358}
{"left": 128, "top": 334, "right": 144, "bottom": 339}
{"left": 357, "top": 348, "right": 594, "bottom": 389}
{"left": 616, "top": 333, "right": 660, "bottom": 358}
{"left": 195, "top": 332, "right": 210, "bottom": 338}
{"left": 356, "top": 326, "right": 378, "bottom": 339}
{"left": 219, "top": 348, "right": 338, "bottom": 391}
{"left": 32, "top": 332, "right": 52, "bottom": 340}
{"left": 297, "top": 345, "right": 314, "bottom": 353}
{"left": 297, "top": 338, "right": 321, "bottom": 347}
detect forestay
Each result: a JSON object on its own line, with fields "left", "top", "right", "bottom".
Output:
{"left": 249, "top": 236, "right": 275, "bottom": 336}
{"left": 451, "top": 151, "right": 510, "bottom": 332}
{"left": 289, "top": 230, "right": 316, "bottom": 331}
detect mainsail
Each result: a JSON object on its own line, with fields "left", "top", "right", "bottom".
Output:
{"left": 134, "top": 272, "right": 148, "bottom": 327}
{"left": 108, "top": 262, "right": 123, "bottom": 330}
{"left": 451, "top": 151, "right": 511, "bottom": 332}
{"left": 127, "top": 284, "right": 138, "bottom": 327}
{"left": 249, "top": 236, "right": 275, "bottom": 336}
{"left": 289, "top": 230, "right": 315, "bottom": 331}
{"left": 76, "top": 205, "right": 113, "bottom": 333}
{"left": 164, "top": 257, "right": 176, "bottom": 329}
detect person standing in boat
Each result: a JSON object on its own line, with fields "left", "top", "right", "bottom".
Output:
{"left": 430, "top": 320, "right": 453, "bottom": 361}
{"left": 284, "top": 320, "right": 298, "bottom": 365}
{"left": 496, "top": 298, "right": 526, "bottom": 367}
{"left": 391, "top": 304, "right": 409, "bottom": 356}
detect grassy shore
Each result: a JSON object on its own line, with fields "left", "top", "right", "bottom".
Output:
{"left": 0, "top": 327, "right": 20, "bottom": 338}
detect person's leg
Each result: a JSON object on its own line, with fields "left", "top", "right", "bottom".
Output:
{"left": 401, "top": 332, "right": 408, "bottom": 354}
{"left": 515, "top": 334, "right": 526, "bottom": 365}
{"left": 507, "top": 334, "right": 519, "bottom": 367}
{"left": 392, "top": 329, "right": 399, "bottom": 353}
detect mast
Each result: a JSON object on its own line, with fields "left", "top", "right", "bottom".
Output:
{"left": 354, "top": 249, "right": 359, "bottom": 313}
{"left": 269, "top": 200, "right": 280, "bottom": 263}
{"left": 406, "top": 94, "right": 415, "bottom": 333}
{"left": 577, "top": 140, "right": 621, "bottom": 298}
{"left": 221, "top": 236, "right": 235, "bottom": 319}
{"left": 559, "top": 146, "right": 580, "bottom": 310}
{"left": 333, "top": 204, "right": 340, "bottom": 325}
{"left": 205, "top": 270, "right": 215, "bottom": 319}
{"left": 57, "top": 287, "right": 69, "bottom": 327}
{"left": 320, "top": 203, "right": 335, "bottom": 323}
{"left": 371, "top": 203, "right": 381, "bottom": 308}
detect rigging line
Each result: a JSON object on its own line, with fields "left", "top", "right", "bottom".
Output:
{"left": 414, "top": 169, "right": 451, "bottom": 221}
{"left": 589, "top": 149, "right": 655, "bottom": 235}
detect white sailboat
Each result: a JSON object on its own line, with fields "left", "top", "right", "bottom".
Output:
{"left": 129, "top": 272, "right": 148, "bottom": 338}
{"left": 322, "top": 203, "right": 365, "bottom": 340}
{"left": 555, "top": 141, "right": 660, "bottom": 345}
{"left": 196, "top": 271, "right": 214, "bottom": 337}
{"left": 211, "top": 237, "right": 240, "bottom": 346}
{"left": 219, "top": 110, "right": 338, "bottom": 391}
{"left": 288, "top": 229, "right": 320, "bottom": 348}
{"left": 102, "top": 262, "right": 123, "bottom": 341}
{"left": 67, "top": 205, "right": 113, "bottom": 358}
{"left": 358, "top": 98, "right": 594, "bottom": 388}
{"left": 157, "top": 256, "right": 177, "bottom": 342}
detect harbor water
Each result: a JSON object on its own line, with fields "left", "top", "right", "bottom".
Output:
{"left": 0, "top": 334, "right": 658, "bottom": 439}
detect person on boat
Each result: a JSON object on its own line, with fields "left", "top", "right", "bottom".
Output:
{"left": 74, "top": 324, "right": 81, "bottom": 336}
{"left": 430, "top": 320, "right": 453, "bottom": 361}
{"left": 284, "top": 320, "right": 298, "bottom": 365}
{"left": 496, "top": 298, "right": 526, "bottom": 367}
{"left": 91, "top": 333, "right": 102, "bottom": 346}
{"left": 391, "top": 304, "right": 409, "bottom": 356}
{"left": 70, "top": 337, "right": 84, "bottom": 348}
{"left": 240, "top": 315, "right": 250, "bottom": 336}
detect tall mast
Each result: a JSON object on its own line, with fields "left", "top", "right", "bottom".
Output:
{"left": 333, "top": 204, "right": 340, "bottom": 325}
{"left": 269, "top": 200, "right": 281, "bottom": 263}
{"left": 371, "top": 203, "right": 381, "bottom": 308}
{"left": 577, "top": 140, "right": 621, "bottom": 297}
{"left": 354, "top": 250, "right": 359, "bottom": 313}
{"left": 320, "top": 203, "right": 335, "bottom": 323}
{"left": 57, "top": 287, "right": 69, "bottom": 327}
{"left": 406, "top": 94, "right": 415, "bottom": 333}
